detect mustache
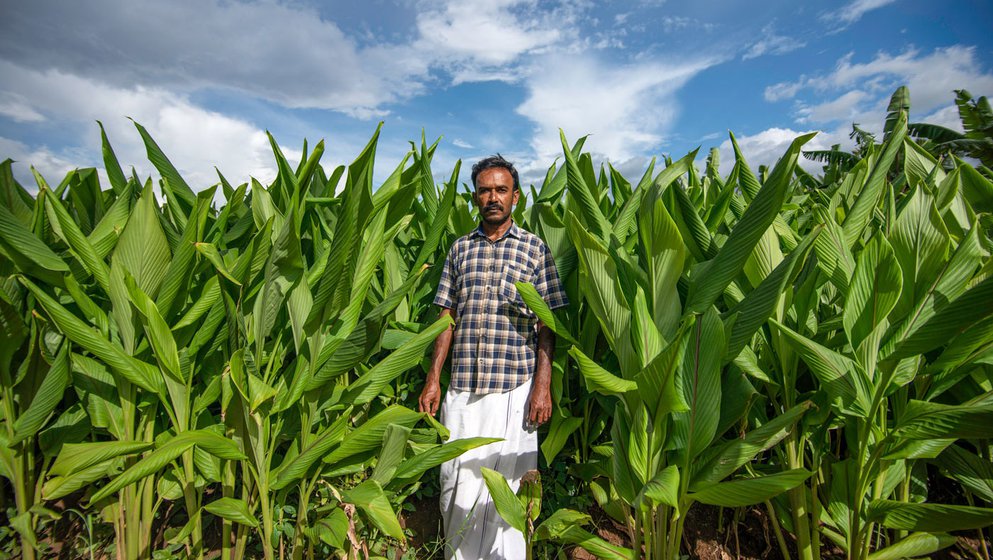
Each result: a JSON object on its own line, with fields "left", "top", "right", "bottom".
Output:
{"left": 483, "top": 203, "right": 503, "bottom": 212}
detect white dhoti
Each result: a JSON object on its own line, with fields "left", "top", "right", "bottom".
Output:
{"left": 439, "top": 379, "right": 538, "bottom": 560}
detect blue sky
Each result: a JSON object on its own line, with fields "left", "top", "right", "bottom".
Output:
{"left": 1, "top": 0, "right": 992, "bottom": 192}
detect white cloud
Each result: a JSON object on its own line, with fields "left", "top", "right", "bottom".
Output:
{"left": 452, "top": 138, "right": 474, "bottom": 149}
{"left": 742, "top": 24, "right": 806, "bottom": 60}
{"left": 0, "top": 0, "right": 429, "bottom": 118}
{"left": 414, "top": 0, "right": 571, "bottom": 68}
{"left": 0, "top": 92, "right": 45, "bottom": 123}
{"left": 0, "top": 136, "right": 80, "bottom": 193}
{"left": 716, "top": 126, "right": 846, "bottom": 177}
{"left": 766, "top": 46, "right": 993, "bottom": 125}
{"left": 0, "top": 62, "right": 277, "bottom": 190}
{"left": 516, "top": 53, "right": 717, "bottom": 163}
{"left": 830, "top": 0, "right": 898, "bottom": 25}
{"left": 796, "top": 90, "right": 869, "bottom": 124}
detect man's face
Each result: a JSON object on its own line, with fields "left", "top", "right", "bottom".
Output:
{"left": 473, "top": 167, "right": 519, "bottom": 227}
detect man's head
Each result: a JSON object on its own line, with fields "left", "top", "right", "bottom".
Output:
{"left": 471, "top": 154, "right": 520, "bottom": 227}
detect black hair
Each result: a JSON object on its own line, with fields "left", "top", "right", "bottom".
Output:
{"left": 471, "top": 154, "right": 520, "bottom": 192}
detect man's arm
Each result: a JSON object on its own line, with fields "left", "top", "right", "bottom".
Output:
{"left": 528, "top": 321, "right": 555, "bottom": 426}
{"left": 418, "top": 307, "right": 454, "bottom": 416}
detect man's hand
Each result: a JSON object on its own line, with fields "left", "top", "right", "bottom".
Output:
{"left": 419, "top": 381, "right": 442, "bottom": 416}
{"left": 527, "top": 383, "right": 552, "bottom": 426}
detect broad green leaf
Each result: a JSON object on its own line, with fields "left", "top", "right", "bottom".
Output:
{"left": 691, "top": 401, "right": 811, "bottom": 488}
{"left": 687, "top": 133, "right": 815, "bottom": 312}
{"left": 341, "top": 315, "right": 452, "bottom": 405}
{"left": 725, "top": 226, "right": 819, "bottom": 360}
{"left": 19, "top": 276, "right": 165, "bottom": 394}
{"left": 888, "top": 186, "right": 949, "bottom": 322}
{"left": 770, "top": 319, "right": 872, "bottom": 417}
{"left": 341, "top": 480, "right": 405, "bottom": 541}
{"left": 690, "top": 469, "right": 812, "bottom": 507}
{"left": 90, "top": 430, "right": 244, "bottom": 503}
{"left": 204, "top": 497, "right": 258, "bottom": 528}
{"left": 641, "top": 465, "right": 679, "bottom": 508}
{"left": 560, "top": 130, "right": 611, "bottom": 239}
{"left": 867, "top": 532, "right": 957, "bottom": 560}
{"left": 50, "top": 441, "right": 152, "bottom": 477}
{"left": 391, "top": 437, "right": 500, "bottom": 485}
{"left": 43, "top": 459, "right": 115, "bottom": 501}
{"left": 933, "top": 444, "right": 993, "bottom": 503}
{"left": 843, "top": 112, "right": 907, "bottom": 246}
{"left": 891, "top": 274, "right": 993, "bottom": 360}
{"left": 569, "top": 346, "right": 637, "bottom": 395}
{"left": 324, "top": 406, "right": 423, "bottom": 465}
{"left": 0, "top": 200, "right": 69, "bottom": 286}
{"left": 517, "top": 282, "right": 578, "bottom": 346}
{"left": 867, "top": 500, "right": 993, "bottom": 531}
{"left": 533, "top": 508, "right": 591, "bottom": 541}
{"left": 814, "top": 215, "right": 856, "bottom": 295}
{"left": 892, "top": 400, "right": 993, "bottom": 440}
{"left": 11, "top": 342, "right": 70, "bottom": 444}
{"left": 672, "top": 307, "right": 725, "bottom": 461}
{"left": 843, "top": 234, "right": 902, "bottom": 351}
{"left": 480, "top": 467, "right": 527, "bottom": 534}
{"left": 271, "top": 412, "right": 351, "bottom": 490}
{"left": 132, "top": 119, "right": 196, "bottom": 213}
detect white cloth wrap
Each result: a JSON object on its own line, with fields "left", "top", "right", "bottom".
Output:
{"left": 439, "top": 379, "right": 538, "bottom": 560}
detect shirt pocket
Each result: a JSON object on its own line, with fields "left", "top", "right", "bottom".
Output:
{"left": 500, "top": 262, "right": 531, "bottom": 315}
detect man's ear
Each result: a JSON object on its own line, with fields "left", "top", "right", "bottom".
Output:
{"left": 512, "top": 188, "right": 520, "bottom": 205}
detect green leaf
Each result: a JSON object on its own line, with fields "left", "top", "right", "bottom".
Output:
{"left": 11, "top": 342, "right": 70, "bottom": 444}
{"left": 132, "top": 119, "right": 196, "bottom": 214}
{"left": 560, "top": 130, "right": 612, "bottom": 240}
{"left": 690, "top": 469, "right": 812, "bottom": 507}
{"left": 324, "top": 406, "right": 423, "bottom": 466}
{"left": 271, "top": 413, "right": 351, "bottom": 491}
{"left": 49, "top": 441, "right": 152, "bottom": 477}
{"left": 933, "top": 444, "right": 993, "bottom": 503}
{"left": 480, "top": 467, "right": 527, "bottom": 534}
{"left": 686, "top": 133, "right": 814, "bottom": 312}
{"left": 204, "top": 497, "right": 258, "bottom": 528}
{"left": 725, "top": 226, "right": 820, "bottom": 360}
{"left": 390, "top": 437, "right": 500, "bottom": 485}
{"left": 843, "top": 112, "right": 907, "bottom": 246}
{"left": 691, "top": 401, "right": 811, "bottom": 489}
{"left": 867, "top": 532, "right": 957, "bottom": 560}
{"left": 533, "top": 508, "right": 591, "bottom": 541}
{"left": 90, "top": 430, "right": 244, "bottom": 503}
{"left": 0, "top": 199, "right": 69, "bottom": 286}
{"left": 343, "top": 316, "right": 452, "bottom": 405}
{"left": 642, "top": 465, "right": 679, "bottom": 508}
{"left": 867, "top": 499, "right": 993, "bottom": 531}
{"left": 559, "top": 526, "right": 636, "bottom": 560}
{"left": 19, "top": 276, "right": 165, "bottom": 395}
{"left": 893, "top": 400, "right": 993, "bottom": 440}
{"left": 843, "top": 234, "right": 902, "bottom": 351}
{"left": 517, "top": 282, "right": 578, "bottom": 346}
{"left": 891, "top": 274, "right": 993, "bottom": 359}
{"left": 770, "top": 319, "right": 872, "bottom": 417}
{"left": 672, "top": 307, "right": 725, "bottom": 461}
{"left": 341, "top": 480, "right": 405, "bottom": 541}
{"left": 569, "top": 346, "right": 637, "bottom": 395}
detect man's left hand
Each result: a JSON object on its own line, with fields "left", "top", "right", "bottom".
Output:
{"left": 527, "top": 384, "right": 552, "bottom": 427}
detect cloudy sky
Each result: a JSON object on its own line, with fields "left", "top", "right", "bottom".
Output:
{"left": 1, "top": 0, "right": 992, "bottom": 191}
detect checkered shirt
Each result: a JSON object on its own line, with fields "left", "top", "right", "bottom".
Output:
{"left": 434, "top": 222, "right": 568, "bottom": 394}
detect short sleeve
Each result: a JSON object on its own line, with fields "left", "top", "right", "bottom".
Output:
{"left": 433, "top": 243, "right": 458, "bottom": 309}
{"left": 534, "top": 242, "right": 568, "bottom": 310}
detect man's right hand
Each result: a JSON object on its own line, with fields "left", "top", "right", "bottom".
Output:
{"left": 419, "top": 381, "right": 442, "bottom": 416}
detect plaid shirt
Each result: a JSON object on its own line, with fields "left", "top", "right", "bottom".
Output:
{"left": 434, "top": 222, "right": 568, "bottom": 394}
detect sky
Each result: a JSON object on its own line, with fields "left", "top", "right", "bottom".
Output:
{"left": 1, "top": 0, "right": 992, "bottom": 193}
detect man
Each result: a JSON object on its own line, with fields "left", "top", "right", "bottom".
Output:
{"left": 418, "top": 154, "right": 568, "bottom": 559}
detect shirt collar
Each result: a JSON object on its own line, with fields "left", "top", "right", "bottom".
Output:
{"left": 471, "top": 221, "right": 521, "bottom": 241}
